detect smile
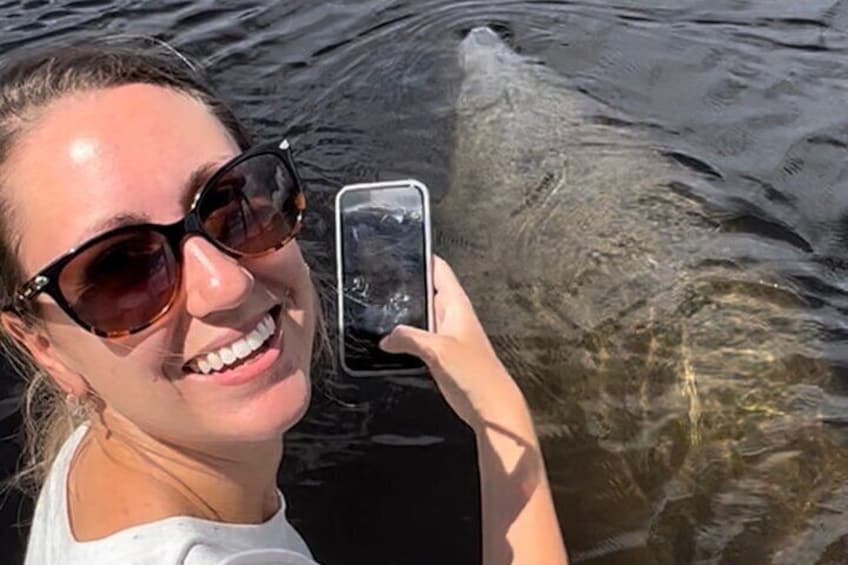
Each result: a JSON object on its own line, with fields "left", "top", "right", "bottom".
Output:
{"left": 185, "top": 305, "right": 283, "bottom": 375}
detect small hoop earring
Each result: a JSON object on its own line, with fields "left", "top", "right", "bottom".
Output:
{"left": 65, "top": 392, "right": 92, "bottom": 418}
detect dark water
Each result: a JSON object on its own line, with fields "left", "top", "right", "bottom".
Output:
{"left": 3, "top": 1, "right": 848, "bottom": 564}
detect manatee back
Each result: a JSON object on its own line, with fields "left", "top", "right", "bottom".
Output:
{"left": 440, "top": 29, "right": 833, "bottom": 560}
{"left": 446, "top": 30, "right": 711, "bottom": 338}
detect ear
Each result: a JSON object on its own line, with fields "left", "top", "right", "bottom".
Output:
{"left": 1, "top": 311, "right": 90, "bottom": 398}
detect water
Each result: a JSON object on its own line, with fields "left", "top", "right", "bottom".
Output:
{"left": 2, "top": 1, "right": 848, "bottom": 563}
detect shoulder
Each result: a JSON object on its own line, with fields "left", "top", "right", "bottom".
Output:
{"left": 186, "top": 547, "right": 320, "bottom": 565}
{"left": 68, "top": 438, "right": 202, "bottom": 541}
{"left": 28, "top": 425, "right": 317, "bottom": 564}
{"left": 29, "top": 507, "right": 319, "bottom": 565}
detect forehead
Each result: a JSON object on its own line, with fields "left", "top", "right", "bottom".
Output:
{"left": 6, "top": 84, "right": 240, "bottom": 274}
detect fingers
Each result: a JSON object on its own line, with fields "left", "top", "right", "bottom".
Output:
{"left": 434, "top": 296, "right": 447, "bottom": 331}
{"left": 379, "top": 324, "right": 441, "bottom": 366}
{"left": 432, "top": 254, "right": 472, "bottom": 307}
{"left": 432, "top": 255, "right": 459, "bottom": 293}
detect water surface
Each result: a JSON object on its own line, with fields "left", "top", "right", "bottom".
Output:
{"left": 3, "top": 1, "right": 848, "bottom": 564}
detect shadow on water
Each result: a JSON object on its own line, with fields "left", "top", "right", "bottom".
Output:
{"left": 4, "top": 1, "right": 848, "bottom": 563}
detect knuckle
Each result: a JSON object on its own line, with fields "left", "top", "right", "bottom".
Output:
{"left": 424, "top": 337, "right": 450, "bottom": 367}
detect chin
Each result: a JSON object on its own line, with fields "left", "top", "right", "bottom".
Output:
{"left": 228, "top": 366, "right": 312, "bottom": 443}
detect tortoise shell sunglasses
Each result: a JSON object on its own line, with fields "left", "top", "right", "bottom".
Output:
{"left": 2, "top": 139, "right": 306, "bottom": 338}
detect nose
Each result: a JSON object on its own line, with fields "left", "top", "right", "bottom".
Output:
{"left": 465, "top": 26, "right": 503, "bottom": 47}
{"left": 181, "top": 236, "right": 254, "bottom": 319}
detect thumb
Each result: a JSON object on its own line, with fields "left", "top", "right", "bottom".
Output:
{"left": 379, "top": 325, "right": 440, "bottom": 365}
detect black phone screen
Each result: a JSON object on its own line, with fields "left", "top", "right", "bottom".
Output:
{"left": 338, "top": 184, "right": 429, "bottom": 374}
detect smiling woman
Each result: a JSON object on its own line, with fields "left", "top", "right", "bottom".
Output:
{"left": 0, "top": 33, "right": 566, "bottom": 565}
{"left": 0, "top": 38, "right": 319, "bottom": 563}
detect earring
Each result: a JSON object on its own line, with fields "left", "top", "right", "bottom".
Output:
{"left": 65, "top": 392, "right": 92, "bottom": 418}
{"left": 65, "top": 393, "right": 80, "bottom": 409}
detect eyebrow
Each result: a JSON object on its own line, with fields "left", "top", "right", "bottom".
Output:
{"left": 75, "top": 161, "right": 223, "bottom": 248}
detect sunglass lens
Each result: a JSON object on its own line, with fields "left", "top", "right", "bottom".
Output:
{"left": 58, "top": 231, "right": 178, "bottom": 334}
{"left": 199, "top": 153, "right": 304, "bottom": 255}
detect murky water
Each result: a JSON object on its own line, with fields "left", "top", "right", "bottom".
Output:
{"left": 3, "top": 1, "right": 848, "bottom": 564}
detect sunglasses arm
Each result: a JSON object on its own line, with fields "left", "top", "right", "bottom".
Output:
{"left": 3, "top": 274, "right": 49, "bottom": 313}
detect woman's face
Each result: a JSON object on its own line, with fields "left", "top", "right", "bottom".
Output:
{"left": 5, "top": 84, "right": 315, "bottom": 446}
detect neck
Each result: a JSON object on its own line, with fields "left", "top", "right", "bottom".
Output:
{"left": 88, "top": 408, "right": 283, "bottom": 524}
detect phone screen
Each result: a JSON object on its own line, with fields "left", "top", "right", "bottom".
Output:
{"left": 337, "top": 183, "right": 429, "bottom": 374}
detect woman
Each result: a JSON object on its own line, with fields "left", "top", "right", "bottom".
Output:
{"left": 0, "top": 36, "right": 567, "bottom": 565}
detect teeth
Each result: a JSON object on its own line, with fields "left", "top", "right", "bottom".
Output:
{"left": 190, "top": 313, "right": 277, "bottom": 375}
{"left": 232, "top": 338, "right": 252, "bottom": 359}
{"left": 208, "top": 352, "right": 224, "bottom": 371}
{"left": 246, "top": 330, "right": 263, "bottom": 351}
{"left": 220, "top": 347, "right": 237, "bottom": 365}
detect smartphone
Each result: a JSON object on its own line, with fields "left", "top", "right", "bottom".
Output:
{"left": 335, "top": 179, "right": 434, "bottom": 376}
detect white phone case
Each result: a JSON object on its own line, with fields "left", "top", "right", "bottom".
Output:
{"left": 334, "top": 179, "right": 434, "bottom": 377}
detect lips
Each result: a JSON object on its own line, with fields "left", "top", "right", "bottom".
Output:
{"left": 182, "top": 304, "right": 283, "bottom": 375}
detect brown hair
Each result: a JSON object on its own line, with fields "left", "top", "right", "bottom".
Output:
{"left": 0, "top": 34, "right": 259, "bottom": 495}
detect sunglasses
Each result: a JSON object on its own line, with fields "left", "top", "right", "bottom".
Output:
{"left": 3, "top": 139, "right": 305, "bottom": 338}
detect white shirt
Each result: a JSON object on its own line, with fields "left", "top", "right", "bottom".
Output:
{"left": 24, "top": 425, "right": 319, "bottom": 565}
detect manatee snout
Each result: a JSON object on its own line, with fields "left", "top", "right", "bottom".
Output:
{"left": 457, "top": 26, "right": 526, "bottom": 110}
{"left": 458, "top": 26, "right": 517, "bottom": 73}
{"left": 462, "top": 26, "right": 504, "bottom": 49}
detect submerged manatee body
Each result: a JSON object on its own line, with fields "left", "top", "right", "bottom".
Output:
{"left": 440, "top": 27, "right": 844, "bottom": 563}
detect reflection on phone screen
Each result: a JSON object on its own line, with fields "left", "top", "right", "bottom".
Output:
{"left": 340, "top": 186, "right": 428, "bottom": 373}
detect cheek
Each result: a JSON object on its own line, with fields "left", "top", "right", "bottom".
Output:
{"left": 50, "top": 328, "right": 184, "bottom": 429}
{"left": 47, "top": 323, "right": 129, "bottom": 387}
{"left": 248, "top": 242, "right": 312, "bottom": 295}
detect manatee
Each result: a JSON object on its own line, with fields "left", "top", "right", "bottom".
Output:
{"left": 437, "top": 27, "right": 844, "bottom": 563}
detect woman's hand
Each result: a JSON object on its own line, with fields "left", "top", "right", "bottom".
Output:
{"left": 381, "top": 255, "right": 569, "bottom": 565}
{"left": 379, "top": 255, "right": 527, "bottom": 430}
